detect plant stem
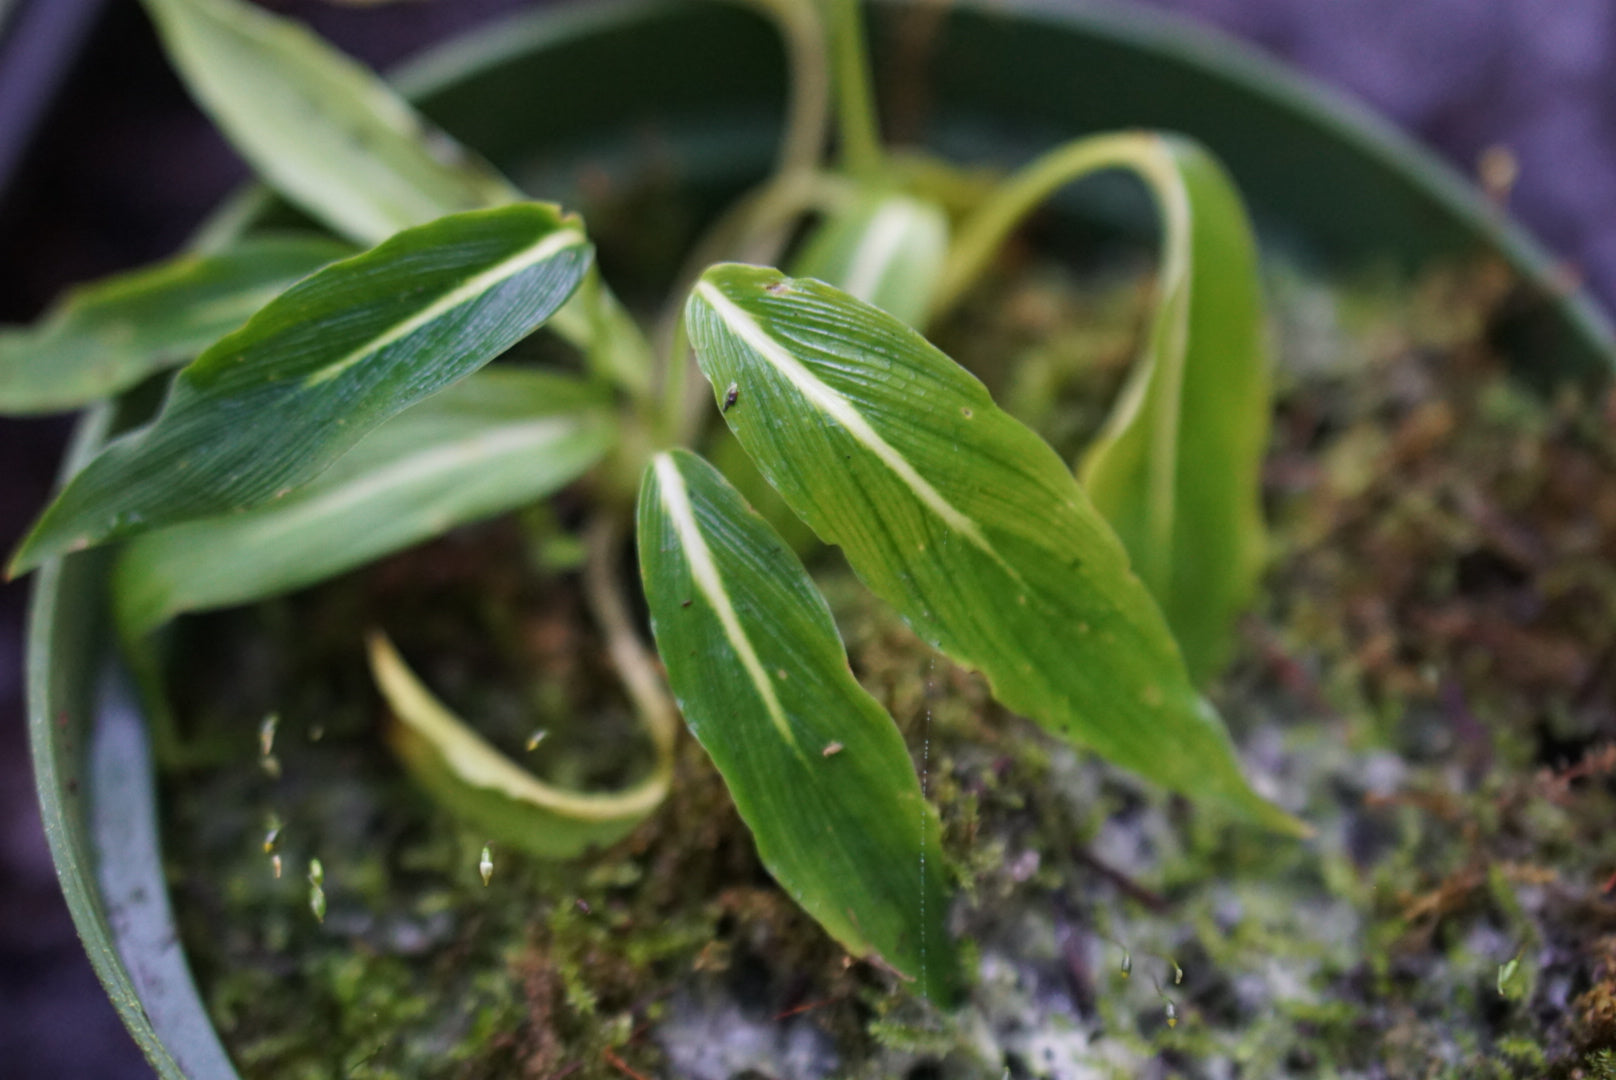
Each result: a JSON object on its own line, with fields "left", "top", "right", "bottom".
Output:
{"left": 934, "top": 131, "right": 1176, "bottom": 316}
{"left": 654, "top": 169, "right": 853, "bottom": 448}
{"left": 828, "top": 0, "right": 882, "bottom": 175}
{"left": 548, "top": 266, "right": 656, "bottom": 404}
{"left": 731, "top": 0, "right": 832, "bottom": 177}
{"left": 582, "top": 514, "right": 679, "bottom": 756}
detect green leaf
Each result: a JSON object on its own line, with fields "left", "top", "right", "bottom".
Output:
{"left": 791, "top": 191, "right": 949, "bottom": 328}
{"left": 0, "top": 234, "right": 350, "bottom": 415}
{"left": 368, "top": 633, "right": 671, "bottom": 860}
{"left": 142, "top": 0, "right": 518, "bottom": 246}
{"left": 940, "top": 133, "right": 1272, "bottom": 681}
{"left": 140, "top": 0, "right": 654, "bottom": 398}
{"left": 113, "top": 369, "right": 615, "bottom": 641}
{"left": 9, "top": 203, "right": 591, "bottom": 577}
{"left": 686, "top": 265, "right": 1303, "bottom": 836}
{"left": 637, "top": 449, "right": 958, "bottom": 1000}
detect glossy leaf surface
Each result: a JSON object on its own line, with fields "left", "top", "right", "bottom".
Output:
{"left": 369, "top": 634, "right": 670, "bottom": 860}
{"left": 791, "top": 191, "right": 949, "bottom": 328}
{"left": 942, "top": 133, "right": 1271, "bottom": 680}
{"left": 10, "top": 204, "right": 591, "bottom": 576}
{"left": 637, "top": 450, "right": 958, "bottom": 999}
{"left": 686, "top": 265, "right": 1301, "bottom": 835}
{"left": 114, "top": 370, "right": 613, "bottom": 640}
{"left": 143, "top": 0, "right": 517, "bottom": 245}
{"left": 0, "top": 235, "right": 349, "bottom": 415}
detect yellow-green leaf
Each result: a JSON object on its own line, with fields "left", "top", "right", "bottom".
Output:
{"left": 686, "top": 264, "right": 1303, "bottom": 836}
{"left": 369, "top": 634, "right": 670, "bottom": 860}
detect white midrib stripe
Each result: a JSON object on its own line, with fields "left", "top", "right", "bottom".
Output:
{"left": 654, "top": 455, "right": 801, "bottom": 752}
{"left": 305, "top": 226, "right": 586, "bottom": 387}
{"left": 694, "top": 280, "right": 999, "bottom": 561}
{"left": 242, "top": 418, "right": 579, "bottom": 542}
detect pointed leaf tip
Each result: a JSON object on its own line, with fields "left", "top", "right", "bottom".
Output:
{"left": 637, "top": 449, "right": 959, "bottom": 1000}
{"left": 686, "top": 266, "right": 1300, "bottom": 836}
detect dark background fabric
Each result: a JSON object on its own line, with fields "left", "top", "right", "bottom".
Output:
{"left": 0, "top": 0, "right": 1609, "bottom": 1074}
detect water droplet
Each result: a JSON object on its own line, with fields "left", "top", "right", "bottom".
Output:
{"left": 822, "top": 742, "right": 844, "bottom": 758}
{"left": 260, "top": 754, "right": 282, "bottom": 780}
{"left": 479, "top": 844, "right": 494, "bottom": 886}
{"left": 525, "top": 730, "right": 548, "bottom": 752}
{"left": 1172, "top": 959, "right": 1184, "bottom": 985}
{"left": 1165, "top": 1000, "right": 1178, "bottom": 1028}
{"left": 1119, "top": 948, "right": 1132, "bottom": 978}
{"left": 271, "top": 853, "right": 282, "bottom": 879}
{"left": 960, "top": 406, "right": 974, "bottom": 419}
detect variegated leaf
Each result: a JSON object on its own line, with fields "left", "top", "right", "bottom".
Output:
{"left": 370, "top": 634, "right": 671, "bottom": 860}
{"left": 638, "top": 449, "right": 959, "bottom": 999}
{"left": 114, "top": 369, "right": 614, "bottom": 640}
{"left": 10, "top": 203, "right": 590, "bottom": 576}
{"left": 686, "top": 264, "right": 1303, "bottom": 836}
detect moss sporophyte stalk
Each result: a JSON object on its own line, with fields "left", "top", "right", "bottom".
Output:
{"left": 8, "top": 0, "right": 1615, "bottom": 1075}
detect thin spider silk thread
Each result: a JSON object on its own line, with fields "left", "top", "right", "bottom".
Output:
{"left": 920, "top": 649, "right": 933, "bottom": 997}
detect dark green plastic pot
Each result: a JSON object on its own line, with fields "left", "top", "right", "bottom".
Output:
{"left": 29, "top": 1, "right": 1616, "bottom": 1076}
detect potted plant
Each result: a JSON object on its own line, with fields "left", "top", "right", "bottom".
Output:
{"left": 9, "top": 0, "right": 1615, "bottom": 1076}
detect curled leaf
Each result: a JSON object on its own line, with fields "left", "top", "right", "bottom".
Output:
{"left": 368, "top": 633, "right": 671, "bottom": 860}
{"left": 941, "top": 132, "right": 1271, "bottom": 680}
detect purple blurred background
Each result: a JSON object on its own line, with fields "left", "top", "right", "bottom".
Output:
{"left": 0, "top": 0, "right": 1611, "bottom": 1074}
